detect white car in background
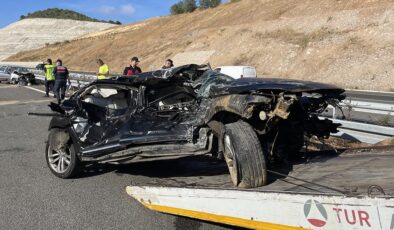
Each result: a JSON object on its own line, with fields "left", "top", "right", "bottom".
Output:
{"left": 214, "top": 66, "right": 257, "bottom": 79}
{"left": 0, "top": 65, "right": 27, "bottom": 83}
{"left": 0, "top": 65, "right": 14, "bottom": 82}
{"left": 9, "top": 67, "right": 35, "bottom": 85}
{"left": 10, "top": 67, "right": 28, "bottom": 84}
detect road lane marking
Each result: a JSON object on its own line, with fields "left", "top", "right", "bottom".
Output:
{"left": 25, "top": 86, "right": 72, "bottom": 100}
{"left": 0, "top": 85, "right": 17, "bottom": 89}
{"left": 25, "top": 86, "right": 54, "bottom": 96}
{"left": 0, "top": 100, "right": 19, "bottom": 106}
{"left": 0, "top": 99, "right": 53, "bottom": 106}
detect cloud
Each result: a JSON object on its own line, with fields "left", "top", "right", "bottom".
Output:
{"left": 120, "top": 4, "right": 135, "bottom": 15}
{"left": 96, "top": 3, "right": 135, "bottom": 16}
{"left": 97, "top": 5, "right": 116, "bottom": 14}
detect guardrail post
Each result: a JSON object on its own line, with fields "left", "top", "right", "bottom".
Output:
{"left": 333, "top": 107, "right": 336, "bottom": 119}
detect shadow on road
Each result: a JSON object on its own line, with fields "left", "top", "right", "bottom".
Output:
{"left": 77, "top": 149, "right": 345, "bottom": 189}
{"left": 80, "top": 155, "right": 229, "bottom": 180}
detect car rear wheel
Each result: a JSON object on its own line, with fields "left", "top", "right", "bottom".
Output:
{"left": 223, "top": 120, "right": 267, "bottom": 188}
{"left": 46, "top": 130, "right": 82, "bottom": 178}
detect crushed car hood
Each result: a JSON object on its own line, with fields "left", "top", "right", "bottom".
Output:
{"left": 210, "top": 78, "right": 345, "bottom": 96}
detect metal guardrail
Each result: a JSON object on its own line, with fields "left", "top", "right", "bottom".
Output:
{"left": 35, "top": 74, "right": 91, "bottom": 89}
{"left": 343, "top": 99, "right": 394, "bottom": 115}
{"left": 31, "top": 69, "right": 97, "bottom": 89}
{"left": 328, "top": 101, "right": 394, "bottom": 119}
{"left": 326, "top": 118, "right": 394, "bottom": 144}
{"left": 27, "top": 67, "right": 394, "bottom": 144}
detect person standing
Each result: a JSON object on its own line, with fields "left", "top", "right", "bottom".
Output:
{"left": 97, "top": 59, "right": 109, "bottom": 80}
{"left": 53, "top": 59, "right": 70, "bottom": 104}
{"left": 123, "top": 57, "right": 142, "bottom": 76}
{"left": 162, "top": 59, "right": 174, "bottom": 69}
{"left": 44, "top": 59, "right": 55, "bottom": 97}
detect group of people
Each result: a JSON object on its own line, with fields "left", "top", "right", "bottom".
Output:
{"left": 43, "top": 56, "right": 175, "bottom": 104}
{"left": 43, "top": 58, "right": 70, "bottom": 104}
{"left": 96, "top": 57, "right": 175, "bottom": 79}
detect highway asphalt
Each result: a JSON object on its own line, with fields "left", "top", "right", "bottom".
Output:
{"left": 0, "top": 84, "right": 232, "bottom": 230}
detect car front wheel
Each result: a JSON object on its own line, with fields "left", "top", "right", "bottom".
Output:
{"left": 223, "top": 120, "right": 267, "bottom": 188}
{"left": 46, "top": 130, "right": 82, "bottom": 178}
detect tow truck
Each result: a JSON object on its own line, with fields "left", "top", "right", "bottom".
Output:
{"left": 125, "top": 146, "right": 394, "bottom": 230}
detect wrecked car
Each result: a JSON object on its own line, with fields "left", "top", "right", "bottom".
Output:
{"left": 10, "top": 67, "right": 35, "bottom": 85}
{"left": 42, "top": 64, "right": 345, "bottom": 188}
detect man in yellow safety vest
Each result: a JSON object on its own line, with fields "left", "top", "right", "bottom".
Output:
{"left": 44, "top": 58, "right": 55, "bottom": 97}
{"left": 97, "top": 59, "right": 109, "bottom": 80}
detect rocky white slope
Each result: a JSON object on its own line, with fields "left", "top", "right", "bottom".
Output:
{"left": 0, "top": 18, "right": 115, "bottom": 61}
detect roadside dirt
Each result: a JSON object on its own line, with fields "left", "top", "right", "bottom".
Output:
{"left": 375, "top": 136, "right": 394, "bottom": 146}
{"left": 6, "top": 0, "right": 394, "bottom": 91}
{"left": 307, "top": 136, "right": 370, "bottom": 151}
{"left": 307, "top": 135, "right": 394, "bottom": 152}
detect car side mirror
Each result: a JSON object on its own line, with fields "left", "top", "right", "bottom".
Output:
{"left": 62, "top": 100, "right": 78, "bottom": 109}
{"left": 48, "top": 102, "right": 65, "bottom": 114}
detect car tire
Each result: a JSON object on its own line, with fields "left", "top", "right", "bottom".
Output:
{"left": 11, "top": 79, "right": 17, "bottom": 85}
{"left": 223, "top": 120, "right": 267, "bottom": 188}
{"left": 46, "top": 129, "right": 82, "bottom": 179}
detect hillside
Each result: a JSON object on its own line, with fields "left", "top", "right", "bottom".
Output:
{"left": 0, "top": 18, "right": 115, "bottom": 61}
{"left": 7, "top": 0, "right": 394, "bottom": 91}
{"left": 20, "top": 8, "right": 121, "bottom": 25}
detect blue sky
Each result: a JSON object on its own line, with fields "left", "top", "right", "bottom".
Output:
{"left": 0, "top": 0, "right": 180, "bottom": 28}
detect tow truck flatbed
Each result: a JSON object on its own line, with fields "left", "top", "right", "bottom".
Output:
{"left": 125, "top": 147, "right": 394, "bottom": 229}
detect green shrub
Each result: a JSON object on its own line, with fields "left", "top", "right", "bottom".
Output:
{"left": 20, "top": 8, "right": 121, "bottom": 25}
{"left": 171, "top": 2, "right": 186, "bottom": 15}
{"left": 199, "top": 0, "right": 221, "bottom": 9}
{"left": 183, "top": 0, "right": 198, "bottom": 13}
{"left": 171, "top": 0, "right": 222, "bottom": 15}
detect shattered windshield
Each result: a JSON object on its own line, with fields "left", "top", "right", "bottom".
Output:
{"left": 195, "top": 70, "right": 234, "bottom": 98}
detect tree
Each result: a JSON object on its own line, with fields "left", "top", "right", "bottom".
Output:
{"left": 199, "top": 0, "right": 221, "bottom": 9}
{"left": 171, "top": 2, "right": 185, "bottom": 15}
{"left": 183, "top": 0, "right": 197, "bottom": 12}
{"left": 170, "top": 0, "right": 197, "bottom": 15}
{"left": 18, "top": 8, "right": 120, "bottom": 24}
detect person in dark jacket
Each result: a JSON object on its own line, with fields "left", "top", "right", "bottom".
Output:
{"left": 162, "top": 59, "right": 174, "bottom": 69}
{"left": 53, "top": 59, "right": 70, "bottom": 104}
{"left": 123, "top": 57, "right": 142, "bottom": 76}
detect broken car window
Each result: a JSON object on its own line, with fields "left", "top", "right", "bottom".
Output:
{"left": 80, "top": 84, "right": 138, "bottom": 118}
{"left": 195, "top": 70, "right": 234, "bottom": 98}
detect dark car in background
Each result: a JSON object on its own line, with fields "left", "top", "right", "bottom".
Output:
{"left": 43, "top": 64, "right": 345, "bottom": 188}
{"left": 36, "top": 63, "right": 45, "bottom": 70}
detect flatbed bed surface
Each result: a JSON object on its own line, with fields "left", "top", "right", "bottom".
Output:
{"left": 125, "top": 147, "right": 394, "bottom": 196}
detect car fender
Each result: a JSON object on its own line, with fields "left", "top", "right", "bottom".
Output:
{"left": 204, "top": 94, "right": 271, "bottom": 123}
{"left": 48, "top": 116, "right": 71, "bottom": 130}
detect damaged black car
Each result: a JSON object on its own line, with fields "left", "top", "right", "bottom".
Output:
{"left": 42, "top": 64, "right": 345, "bottom": 188}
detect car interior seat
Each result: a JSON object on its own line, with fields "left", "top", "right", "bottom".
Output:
{"left": 107, "top": 91, "right": 128, "bottom": 110}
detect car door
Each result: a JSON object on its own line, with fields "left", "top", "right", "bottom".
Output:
{"left": 72, "top": 84, "right": 139, "bottom": 151}
{"left": 0, "top": 66, "right": 10, "bottom": 81}
{"left": 120, "top": 84, "right": 196, "bottom": 146}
